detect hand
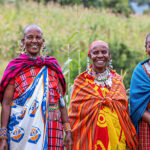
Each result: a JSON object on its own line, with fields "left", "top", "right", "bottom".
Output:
{"left": 0, "top": 139, "right": 8, "bottom": 150}
{"left": 126, "top": 143, "right": 130, "bottom": 150}
{"left": 64, "top": 131, "right": 72, "bottom": 150}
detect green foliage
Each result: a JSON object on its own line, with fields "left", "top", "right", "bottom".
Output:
{"left": 102, "top": 0, "right": 132, "bottom": 16}
{"left": 0, "top": 0, "right": 4, "bottom": 5}
{"left": 0, "top": 1, "right": 149, "bottom": 91}
{"left": 131, "top": 0, "right": 150, "bottom": 7}
{"left": 109, "top": 41, "right": 143, "bottom": 88}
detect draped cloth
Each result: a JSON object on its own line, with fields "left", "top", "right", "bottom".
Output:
{"left": 8, "top": 66, "right": 49, "bottom": 150}
{"left": 0, "top": 53, "right": 66, "bottom": 103}
{"left": 69, "top": 71, "right": 138, "bottom": 150}
{"left": 130, "top": 59, "right": 150, "bottom": 134}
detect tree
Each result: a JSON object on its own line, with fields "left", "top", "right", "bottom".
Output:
{"left": 131, "top": 0, "right": 150, "bottom": 7}
{"left": 101, "top": 0, "right": 132, "bottom": 16}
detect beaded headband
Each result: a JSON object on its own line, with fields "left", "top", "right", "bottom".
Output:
{"left": 88, "top": 40, "right": 109, "bottom": 54}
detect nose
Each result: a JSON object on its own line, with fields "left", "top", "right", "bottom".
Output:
{"left": 97, "top": 52, "right": 103, "bottom": 57}
{"left": 32, "top": 38, "right": 37, "bottom": 42}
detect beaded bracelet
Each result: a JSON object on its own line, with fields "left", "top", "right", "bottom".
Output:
{"left": 62, "top": 122, "right": 71, "bottom": 131}
{"left": 0, "top": 128, "right": 8, "bottom": 139}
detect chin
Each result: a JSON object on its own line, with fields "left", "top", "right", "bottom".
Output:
{"left": 96, "top": 65, "right": 106, "bottom": 69}
{"left": 94, "top": 65, "right": 107, "bottom": 73}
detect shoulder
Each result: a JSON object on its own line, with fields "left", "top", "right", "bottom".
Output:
{"left": 111, "top": 69, "right": 122, "bottom": 81}
{"left": 75, "top": 71, "right": 88, "bottom": 80}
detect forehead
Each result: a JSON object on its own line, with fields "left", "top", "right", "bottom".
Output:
{"left": 91, "top": 44, "right": 109, "bottom": 51}
{"left": 24, "top": 26, "right": 43, "bottom": 36}
{"left": 146, "top": 36, "right": 150, "bottom": 43}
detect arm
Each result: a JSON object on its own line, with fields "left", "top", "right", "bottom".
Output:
{"left": 142, "top": 110, "right": 150, "bottom": 123}
{"left": 58, "top": 82, "right": 72, "bottom": 150}
{"left": 0, "top": 84, "right": 14, "bottom": 150}
{"left": 59, "top": 105, "right": 72, "bottom": 150}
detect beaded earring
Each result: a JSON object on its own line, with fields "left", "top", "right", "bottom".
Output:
{"left": 42, "top": 45, "right": 47, "bottom": 53}
{"left": 19, "top": 42, "right": 23, "bottom": 51}
{"left": 19, "top": 41, "right": 25, "bottom": 53}
{"left": 108, "top": 56, "right": 113, "bottom": 69}
{"left": 42, "top": 44, "right": 48, "bottom": 56}
{"left": 87, "top": 56, "right": 90, "bottom": 71}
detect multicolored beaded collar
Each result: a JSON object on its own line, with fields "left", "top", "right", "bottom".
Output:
{"left": 88, "top": 67, "right": 112, "bottom": 89}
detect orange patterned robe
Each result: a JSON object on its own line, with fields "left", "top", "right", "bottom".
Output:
{"left": 69, "top": 70, "right": 138, "bottom": 150}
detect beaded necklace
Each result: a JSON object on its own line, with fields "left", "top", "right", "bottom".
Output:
{"left": 88, "top": 67, "right": 112, "bottom": 89}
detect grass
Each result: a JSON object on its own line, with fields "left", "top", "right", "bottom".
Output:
{"left": 0, "top": 59, "right": 9, "bottom": 80}
{"left": 0, "top": 1, "right": 150, "bottom": 60}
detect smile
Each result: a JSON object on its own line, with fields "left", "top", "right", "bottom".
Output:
{"left": 31, "top": 45, "right": 38, "bottom": 48}
{"left": 97, "top": 60, "right": 104, "bottom": 63}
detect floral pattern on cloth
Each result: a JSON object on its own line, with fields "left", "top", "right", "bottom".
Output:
{"left": 8, "top": 66, "right": 49, "bottom": 150}
{"left": 9, "top": 66, "right": 65, "bottom": 150}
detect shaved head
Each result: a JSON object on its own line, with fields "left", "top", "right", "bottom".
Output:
{"left": 24, "top": 24, "right": 43, "bottom": 37}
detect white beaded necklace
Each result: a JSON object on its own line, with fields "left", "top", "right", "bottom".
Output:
{"left": 88, "top": 68, "right": 112, "bottom": 89}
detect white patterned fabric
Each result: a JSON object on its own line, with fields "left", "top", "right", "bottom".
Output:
{"left": 8, "top": 66, "right": 49, "bottom": 150}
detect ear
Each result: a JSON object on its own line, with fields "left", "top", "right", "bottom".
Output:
{"left": 145, "top": 49, "right": 148, "bottom": 53}
{"left": 21, "top": 38, "right": 24, "bottom": 44}
{"left": 88, "top": 53, "right": 91, "bottom": 59}
{"left": 109, "top": 52, "right": 111, "bottom": 59}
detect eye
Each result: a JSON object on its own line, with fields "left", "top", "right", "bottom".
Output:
{"left": 92, "top": 51, "right": 99, "bottom": 55}
{"left": 102, "top": 50, "right": 107, "bottom": 54}
{"left": 36, "top": 36, "right": 42, "bottom": 40}
{"left": 26, "top": 36, "right": 33, "bottom": 40}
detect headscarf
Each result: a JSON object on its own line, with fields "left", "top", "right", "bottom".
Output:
{"left": 0, "top": 54, "right": 66, "bottom": 103}
{"left": 88, "top": 40, "right": 109, "bottom": 54}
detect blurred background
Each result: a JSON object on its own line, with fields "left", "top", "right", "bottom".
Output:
{"left": 0, "top": 0, "right": 150, "bottom": 109}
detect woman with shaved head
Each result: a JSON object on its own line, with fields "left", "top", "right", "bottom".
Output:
{"left": 69, "top": 40, "right": 138, "bottom": 150}
{"left": 0, "top": 24, "right": 72, "bottom": 150}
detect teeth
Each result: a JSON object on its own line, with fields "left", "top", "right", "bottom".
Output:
{"left": 97, "top": 61, "right": 104, "bottom": 63}
{"left": 32, "top": 45, "right": 37, "bottom": 48}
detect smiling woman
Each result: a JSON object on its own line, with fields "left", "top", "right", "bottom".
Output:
{"left": 0, "top": 24, "right": 72, "bottom": 150}
{"left": 22, "top": 25, "right": 44, "bottom": 57}
{"left": 68, "top": 40, "right": 138, "bottom": 150}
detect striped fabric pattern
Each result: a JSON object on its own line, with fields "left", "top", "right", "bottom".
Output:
{"left": 10, "top": 66, "right": 41, "bottom": 99}
{"left": 69, "top": 71, "right": 138, "bottom": 150}
{"left": 0, "top": 53, "right": 66, "bottom": 103}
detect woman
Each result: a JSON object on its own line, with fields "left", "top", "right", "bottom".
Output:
{"left": 130, "top": 34, "right": 150, "bottom": 150}
{"left": 68, "top": 40, "right": 138, "bottom": 150}
{"left": 0, "top": 24, "right": 72, "bottom": 150}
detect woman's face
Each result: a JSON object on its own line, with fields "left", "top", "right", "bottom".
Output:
{"left": 146, "top": 36, "right": 150, "bottom": 56}
{"left": 88, "top": 44, "right": 110, "bottom": 73}
{"left": 22, "top": 26, "right": 44, "bottom": 57}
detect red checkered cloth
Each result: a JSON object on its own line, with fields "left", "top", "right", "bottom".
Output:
{"left": 138, "top": 119, "right": 150, "bottom": 150}
{"left": 10, "top": 66, "right": 64, "bottom": 149}
{"left": 138, "top": 64, "right": 150, "bottom": 150}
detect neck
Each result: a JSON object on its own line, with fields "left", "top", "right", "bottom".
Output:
{"left": 26, "top": 52, "right": 41, "bottom": 58}
{"left": 92, "top": 66, "right": 106, "bottom": 73}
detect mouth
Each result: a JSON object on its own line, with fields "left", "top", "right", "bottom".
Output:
{"left": 31, "top": 45, "right": 39, "bottom": 49}
{"left": 96, "top": 60, "right": 106, "bottom": 64}
{"left": 97, "top": 60, "right": 104, "bottom": 63}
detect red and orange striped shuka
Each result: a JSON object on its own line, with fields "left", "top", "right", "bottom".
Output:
{"left": 69, "top": 71, "right": 138, "bottom": 150}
